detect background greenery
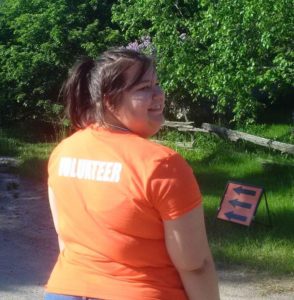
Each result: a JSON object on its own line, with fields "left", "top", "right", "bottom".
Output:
{"left": 0, "top": 0, "right": 293, "bottom": 126}
{"left": 0, "top": 0, "right": 293, "bottom": 275}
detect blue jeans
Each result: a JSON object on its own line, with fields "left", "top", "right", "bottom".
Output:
{"left": 44, "top": 293, "right": 103, "bottom": 300}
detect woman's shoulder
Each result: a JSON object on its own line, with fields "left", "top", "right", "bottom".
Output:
{"left": 130, "top": 134, "right": 179, "bottom": 159}
{"left": 49, "top": 129, "right": 85, "bottom": 157}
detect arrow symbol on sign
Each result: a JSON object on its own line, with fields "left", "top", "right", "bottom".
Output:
{"left": 229, "top": 199, "right": 252, "bottom": 209}
{"left": 234, "top": 186, "right": 256, "bottom": 196}
{"left": 225, "top": 211, "right": 247, "bottom": 222}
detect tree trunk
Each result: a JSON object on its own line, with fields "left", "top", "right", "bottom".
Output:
{"left": 202, "top": 123, "right": 294, "bottom": 155}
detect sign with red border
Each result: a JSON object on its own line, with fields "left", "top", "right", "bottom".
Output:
{"left": 217, "top": 181, "right": 264, "bottom": 226}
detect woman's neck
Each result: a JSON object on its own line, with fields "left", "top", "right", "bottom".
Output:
{"left": 103, "top": 122, "right": 130, "bottom": 132}
{"left": 103, "top": 113, "right": 130, "bottom": 132}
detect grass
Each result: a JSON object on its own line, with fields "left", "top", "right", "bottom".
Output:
{"left": 240, "top": 123, "right": 294, "bottom": 144}
{"left": 169, "top": 125, "right": 294, "bottom": 275}
{"left": 1, "top": 122, "right": 293, "bottom": 275}
{"left": 0, "top": 127, "right": 55, "bottom": 181}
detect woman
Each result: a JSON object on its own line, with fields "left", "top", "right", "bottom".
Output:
{"left": 45, "top": 48, "right": 220, "bottom": 300}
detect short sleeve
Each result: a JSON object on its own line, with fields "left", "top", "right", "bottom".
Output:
{"left": 47, "top": 142, "right": 63, "bottom": 188}
{"left": 148, "top": 153, "right": 202, "bottom": 220}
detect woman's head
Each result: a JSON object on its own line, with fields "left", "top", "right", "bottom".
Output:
{"left": 62, "top": 48, "right": 164, "bottom": 137}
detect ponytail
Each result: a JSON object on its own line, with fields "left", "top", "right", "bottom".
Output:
{"left": 62, "top": 58, "right": 101, "bottom": 129}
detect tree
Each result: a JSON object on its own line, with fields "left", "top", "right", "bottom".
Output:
{"left": 0, "top": 0, "right": 121, "bottom": 125}
{"left": 113, "top": 0, "right": 294, "bottom": 124}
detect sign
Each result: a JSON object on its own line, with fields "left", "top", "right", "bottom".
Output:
{"left": 217, "top": 181, "right": 264, "bottom": 226}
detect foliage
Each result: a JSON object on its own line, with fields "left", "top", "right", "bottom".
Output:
{"left": 0, "top": 0, "right": 293, "bottom": 126}
{"left": 113, "top": 0, "right": 294, "bottom": 124}
{"left": 0, "top": 0, "right": 122, "bottom": 124}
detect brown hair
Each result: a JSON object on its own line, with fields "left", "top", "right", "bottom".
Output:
{"left": 61, "top": 48, "right": 154, "bottom": 129}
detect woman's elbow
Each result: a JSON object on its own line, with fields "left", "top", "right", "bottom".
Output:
{"left": 174, "top": 255, "right": 211, "bottom": 272}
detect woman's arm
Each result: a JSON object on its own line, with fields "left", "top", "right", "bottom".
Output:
{"left": 48, "top": 187, "right": 65, "bottom": 252}
{"left": 164, "top": 205, "right": 220, "bottom": 300}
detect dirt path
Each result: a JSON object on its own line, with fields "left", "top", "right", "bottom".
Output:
{"left": 0, "top": 170, "right": 293, "bottom": 300}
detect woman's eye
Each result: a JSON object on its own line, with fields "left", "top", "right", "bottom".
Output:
{"left": 136, "top": 82, "right": 160, "bottom": 91}
{"left": 138, "top": 85, "right": 151, "bottom": 90}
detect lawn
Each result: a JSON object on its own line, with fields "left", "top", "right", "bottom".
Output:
{"left": 172, "top": 124, "right": 294, "bottom": 275}
{"left": 1, "top": 123, "right": 293, "bottom": 275}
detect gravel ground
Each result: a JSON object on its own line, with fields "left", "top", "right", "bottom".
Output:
{"left": 0, "top": 170, "right": 293, "bottom": 300}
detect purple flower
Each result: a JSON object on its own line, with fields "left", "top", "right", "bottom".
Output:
{"left": 125, "top": 36, "right": 155, "bottom": 55}
{"left": 126, "top": 40, "right": 140, "bottom": 51}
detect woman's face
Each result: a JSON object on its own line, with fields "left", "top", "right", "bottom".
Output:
{"left": 110, "top": 62, "right": 165, "bottom": 138}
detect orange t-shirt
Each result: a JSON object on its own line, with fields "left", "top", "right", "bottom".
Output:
{"left": 46, "top": 126, "right": 202, "bottom": 300}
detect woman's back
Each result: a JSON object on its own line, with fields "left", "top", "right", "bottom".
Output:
{"left": 47, "top": 126, "right": 201, "bottom": 300}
